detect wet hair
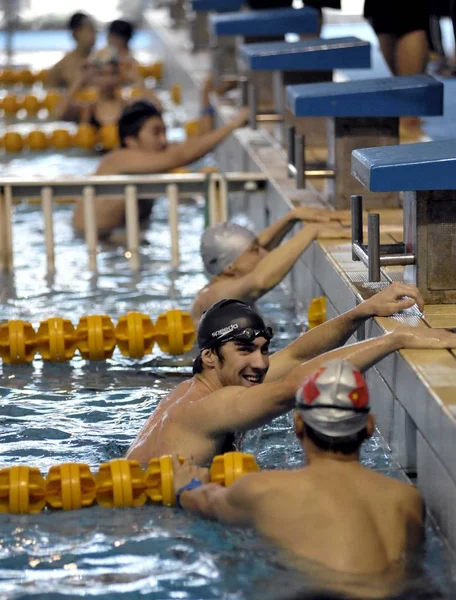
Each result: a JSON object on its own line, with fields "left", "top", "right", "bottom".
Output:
{"left": 118, "top": 100, "right": 162, "bottom": 147}
{"left": 192, "top": 344, "right": 225, "bottom": 375}
{"left": 68, "top": 12, "right": 90, "bottom": 32}
{"left": 305, "top": 424, "right": 367, "bottom": 455}
{"left": 108, "top": 19, "right": 135, "bottom": 45}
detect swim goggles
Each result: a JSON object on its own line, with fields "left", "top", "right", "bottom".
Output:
{"left": 296, "top": 401, "right": 370, "bottom": 414}
{"left": 222, "top": 326, "right": 274, "bottom": 344}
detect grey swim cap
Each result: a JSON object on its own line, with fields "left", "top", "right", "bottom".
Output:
{"left": 200, "top": 223, "right": 256, "bottom": 276}
{"left": 295, "top": 359, "right": 370, "bottom": 438}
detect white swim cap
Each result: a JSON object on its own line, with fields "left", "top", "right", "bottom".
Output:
{"left": 295, "top": 359, "right": 370, "bottom": 438}
{"left": 200, "top": 222, "right": 256, "bottom": 276}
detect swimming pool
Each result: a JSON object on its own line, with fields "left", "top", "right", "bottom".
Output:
{"left": 0, "top": 196, "right": 455, "bottom": 600}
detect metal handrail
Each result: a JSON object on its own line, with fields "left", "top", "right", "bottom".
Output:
{"left": 0, "top": 171, "right": 268, "bottom": 274}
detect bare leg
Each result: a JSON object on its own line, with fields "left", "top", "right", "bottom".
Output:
{"left": 377, "top": 33, "right": 397, "bottom": 74}
{"left": 395, "top": 30, "right": 429, "bottom": 75}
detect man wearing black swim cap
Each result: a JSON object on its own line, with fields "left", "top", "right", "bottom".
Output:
{"left": 127, "top": 293, "right": 456, "bottom": 467}
{"left": 72, "top": 81, "right": 249, "bottom": 236}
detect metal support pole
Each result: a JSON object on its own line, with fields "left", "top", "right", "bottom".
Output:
{"left": 125, "top": 185, "right": 140, "bottom": 271}
{"left": 248, "top": 82, "right": 257, "bottom": 130}
{"left": 287, "top": 125, "right": 296, "bottom": 178}
{"left": 3, "top": 185, "right": 14, "bottom": 272}
{"left": 41, "top": 186, "right": 55, "bottom": 273}
{"left": 295, "top": 134, "right": 305, "bottom": 189}
{"left": 367, "top": 213, "right": 381, "bottom": 282}
{"left": 239, "top": 77, "right": 249, "bottom": 107}
{"left": 82, "top": 186, "right": 98, "bottom": 272}
{"left": 351, "top": 194, "right": 363, "bottom": 261}
{"left": 167, "top": 183, "right": 180, "bottom": 269}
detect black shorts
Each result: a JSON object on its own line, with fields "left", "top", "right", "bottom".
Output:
{"left": 364, "top": 0, "right": 429, "bottom": 37}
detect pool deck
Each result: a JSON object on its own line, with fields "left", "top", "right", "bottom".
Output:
{"left": 144, "top": 8, "right": 456, "bottom": 556}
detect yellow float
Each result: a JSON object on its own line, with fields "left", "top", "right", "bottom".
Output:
{"left": 0, "top": 452, "right": 259, "bottom": 513}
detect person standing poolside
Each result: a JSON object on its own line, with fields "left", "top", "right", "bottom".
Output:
{"left": 191, "top": 214, "right": 352, "bottom": 323}
{"left": 126, "top": 295, "right": 456, "bottom": 467}
{"left": 172, "top": 360, "right": 424, "bottom": 577}
{"left": 47, "top": 12, "right": 97, "bottom": 88}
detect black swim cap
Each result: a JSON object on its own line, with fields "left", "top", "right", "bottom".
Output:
{"left": 197, "top": 299, "right": 273, "bottom": 350}
{"left": 118, "top": 100, "right": 162, "bottom": 147}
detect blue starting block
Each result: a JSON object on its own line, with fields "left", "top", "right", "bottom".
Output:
{"left": 239, "top": 36, "right": 371, "bottom": 72}
{"left": 210, "top": 6, "right": 319, "bottom": 85}
{"left": 237, "top": 36, "right": 371, "bottom": 130}
{"left": 285, "top": 74, "right": 443, "bottom": 210}
{"left": 287, "top": 75, "right": 443, "bottom": 117}
{"left": 192, "top": 0, "right": 243, "bottom": 11}
{"left": 350, "top": 140, "right": 456, "bottom": 303}
{"left": 210, "top": 7, "right": 319, "bottom": 38}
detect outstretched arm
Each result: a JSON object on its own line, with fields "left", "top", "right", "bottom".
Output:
{"left": 210, "top": 223, "right": 350, "bottom": 305}
{"left": 103, "top": 107, "right": 249, "bottom": 174}
{"left": 257, "top": 206, "right": 340, "bottom": 250}
{"left": 190, "top": 326, "right": 456, "bottom": 438}
{"left": 267, "top": 282, "right": 425, "bottom": 382}
{"left": 172, "top": 457, "right": 258, "bottom": 525}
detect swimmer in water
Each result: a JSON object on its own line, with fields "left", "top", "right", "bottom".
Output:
{"left": 126, "top": 292, "right": 456, "bottom": 467}
{"left": 72, "top": 97, "right": 250, "bottom": 236}
{"left": 52, "top": 46, "right": 163, "bottom": 125}
{"left": 47, "top": 12, "right": 97, "bottom": 89}
{"left": 170, "top": 359, "right": 424, "bottom": 579}
{"left": 191, "top": 213, "right": 352, "bottom": 323}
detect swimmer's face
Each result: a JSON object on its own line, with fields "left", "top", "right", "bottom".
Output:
{"left": 74, "top": 18, "right": 96, "bottom": 52}
{"left": 211, "top": 337, "right": 270, "bottom": 388}
{"left": 92, "top": 63, "right": 120, "bottom": 89}
{"left": 230, "top": 240, "right": 267, "bottom": 275}
{"left": 137, "top": 116, "right": 168, "bottom": 152}
{"left": 108, "top": 32, "right": 127, "bottom": 51}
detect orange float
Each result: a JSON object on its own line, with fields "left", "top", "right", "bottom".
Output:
{"left": 25, "top": 130, "right": 49, "bottom": 151}
{"left": 73, "top": 124, "right": 97, "bottom": 151}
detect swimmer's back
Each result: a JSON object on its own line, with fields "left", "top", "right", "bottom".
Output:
{"left": 248, "top": 463, "right": 423, "bottom": 574}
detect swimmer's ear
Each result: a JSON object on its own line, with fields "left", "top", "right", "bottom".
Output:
{"left": 293, "top": 411, "right": 305, "bottom": 440}
{"left": 366, "top": 414, "right": 375, "bottom": 439}
{"left": 201, "top": 348, "right": 218, "bottom": 368}
{"left": 123, "top": 135, "right": 140, "bottom": 149}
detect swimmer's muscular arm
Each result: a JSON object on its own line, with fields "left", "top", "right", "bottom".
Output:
{"left": 179, "top": 473, "right": 264, "bottom": 525}
{"left": 212, "top": 224, "right": 346, "bottom": 303}
{"left": 192, "top": 327, "right": 456, "bottom": 437}
{"left": 188, "top": 332, "right": 406, "bottom": 437}
{"left": 266, "top": 282, "right": 426, "bottom": 382}
{"left": 257, "top": 206, "right": 333, "bottom": 251}
{"left": 101, "top": 110, "right": 249, "bottom": 175}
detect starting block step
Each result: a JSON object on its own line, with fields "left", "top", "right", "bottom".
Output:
{"left": 239, "top": 36, "right": 371, "bottom": 71}
{"left": 352, "top": 139, "right": 456, "bottom": 192}
{"left": 286, "top": 74, "right": 443, "bottom": 117}
{"left": 191, "top": 0, "right": 243, "bottom": 11}
{"left": 210, "top": 6, "right": 319, "bottom": 37}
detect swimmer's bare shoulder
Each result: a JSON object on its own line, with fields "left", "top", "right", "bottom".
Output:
{"left": 95, "top": 149, "right": 127, "bottom": 175}
{"left": 191, "top": 277, "right": 252, "bottom": 322}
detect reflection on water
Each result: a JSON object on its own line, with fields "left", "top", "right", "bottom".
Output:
{"left": 0, "top": 201, "right": 454, "bottom": 599}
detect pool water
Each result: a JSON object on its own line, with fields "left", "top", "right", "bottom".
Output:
{"left": 0, "top": 198, "right": 455, "bottom": 599}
